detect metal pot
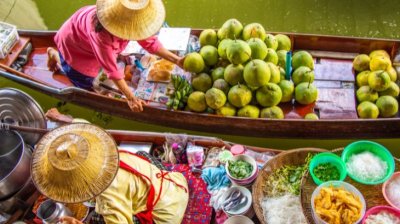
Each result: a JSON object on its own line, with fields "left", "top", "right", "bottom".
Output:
{"left": 37, "top": 199, "right": 72, "bottom": 224}
{"left": 0, "top": 176, "right": 36, "bottom": 214}
{"left": 0, "top": 130, "right": 31, "bottom": 200}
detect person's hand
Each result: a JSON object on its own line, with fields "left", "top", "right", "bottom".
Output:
{"left": 59, "top": 216, "right": 83, "bottom": 224}
{"left": 127, "top": 96, "right": 147, "bottom": 112}
{"left": 176, "top": 56, "right": 185, "bottom": 69}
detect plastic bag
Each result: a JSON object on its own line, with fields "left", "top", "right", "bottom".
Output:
{"left": 186, "top": 142, "right": 205, "bottom": 168}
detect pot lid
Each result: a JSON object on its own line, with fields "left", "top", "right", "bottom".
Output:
{"left": 0, "top": 88, "right": 46, "bottom": 145}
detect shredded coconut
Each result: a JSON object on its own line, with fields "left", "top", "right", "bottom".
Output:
{"left": 387, "top": 175, "right": 400, "bottom": 208}
{"left": 365, "top": 211, "right": 400, "bottom": 224}
{"left": 261, "top": 194, "right": 307, "bottom": 224}
{"left": 346, "top": 151, "right": 388, "bottom": 182}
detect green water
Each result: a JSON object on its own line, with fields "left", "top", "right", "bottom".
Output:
{"left": 1, "top": 0, "right": 400, "bottom": 155}
{"left": 33, "top": 0, "right": 400, "bottom": 39}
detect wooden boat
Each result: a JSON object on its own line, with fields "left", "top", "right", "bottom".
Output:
{"left": 1, "top": 29, "right": 400, "bottom": 139}
{"left": 3, "top": 124, "right": 281, "bottom": 224}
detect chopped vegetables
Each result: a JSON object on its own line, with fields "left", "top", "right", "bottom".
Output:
{"left": 227, "top": 160, "right": 253, "bottom": 179}
{"left": 313, "top": 163, "right": 340, "bottom": 182}
{"left": 314, "top": 186, "right": 362, "bottom": 224}
{"left": 346, "top": 151, "right": 388, "bottom": 182}
{"left": 263, "top": 154, "right": 312, "bottom": 196}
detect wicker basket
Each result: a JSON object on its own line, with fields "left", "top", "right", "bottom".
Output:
{"left": 252, "top": 148, "right": 327, "bottom": 224}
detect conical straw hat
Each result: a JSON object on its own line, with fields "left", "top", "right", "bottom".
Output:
{"left": 32, "top": 123, "right": 119, "bottom": 203}
{"left": 96, "top": 0, "right": 166, "bottom": 40}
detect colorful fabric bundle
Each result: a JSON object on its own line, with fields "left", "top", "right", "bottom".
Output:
{"left": 201, "top": 165, "right": 231, "bottom": 191}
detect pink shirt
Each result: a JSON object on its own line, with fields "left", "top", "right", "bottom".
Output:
{"left": 54, "top": 5, "right": 163, "bottom": 80}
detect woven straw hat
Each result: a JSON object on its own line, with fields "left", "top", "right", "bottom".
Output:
{"left": 96, "top": 0, "right": 166, "bottom": 40}
{"left": 32, "top": 123, "right": 119, "bottom": 203}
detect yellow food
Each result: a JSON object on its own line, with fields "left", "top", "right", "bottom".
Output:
{"left": 314, "top": 186, "right": 362, "bottom": 224}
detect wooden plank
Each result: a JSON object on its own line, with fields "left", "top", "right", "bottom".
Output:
{"left": 0, "top": 37, "right": 30, "bottom": 66}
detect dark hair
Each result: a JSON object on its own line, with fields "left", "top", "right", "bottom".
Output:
{"left": 92, "top": 14, "right": 104, "bottom": 33}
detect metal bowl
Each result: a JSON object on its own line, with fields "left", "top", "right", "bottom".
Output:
{"left": 0, "top": 130, "right": 31, "bottom": 200}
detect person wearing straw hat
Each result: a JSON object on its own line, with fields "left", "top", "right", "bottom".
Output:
{"left": 47, "top": 0, "right": 185, "bottom": 112}
{"left": 32, "top": 123, "right": 189, "bottom": 224}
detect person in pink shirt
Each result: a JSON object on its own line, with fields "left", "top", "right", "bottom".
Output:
{"left": 47, "top": 0, "right": 184, "bottom": 112}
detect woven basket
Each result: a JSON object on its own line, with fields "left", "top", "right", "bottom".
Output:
{"left": 252, "top": 148, "right": 327, "bottom": 224}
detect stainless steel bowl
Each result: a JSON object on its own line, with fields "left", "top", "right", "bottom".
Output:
{"left": 37, "top": 199, "right": 72, "bottom": 224}
{"left": 0, "top": 130, "right": 31, "bottom": 200}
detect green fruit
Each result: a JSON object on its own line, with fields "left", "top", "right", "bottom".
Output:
{"left": 242, "top": 23, "right": 266, "bottom": 41}
{"left": 356, "top": 70, "right": 371, "bottom": 87}
{"left": 275, "top": 34, "right": 291, "bottom": 51}
{"left": 217, "top": 18, "right": 243, "bottom": 40}
{"left": 247, "top": 38, "right": 268, "bottom": 60}
{"left": 187, "top": 91, "right": 207, "bottom": 112}
{"left": 183, "top": 52, "right": 205, "bottom": 73}
{"left": 216, "top": 103, "right": 237, "bottom": 116}
{"left": 376, "top": 95, "right": 398, "bottom": 117}
{"left": 387, "top": 66, "right": 398, "bottom": 82}
{"left": 192, "top": 73, "right": 212, "bottom": 92}
{"left": 277, "top": 50, "right": 288, "bottom": 68}
{"left": 292, "top": 66, "right": 315, "bottom": 85}
{"left": 256, "top": 83, "right": 282, "bottom": 107}
{"left": 200, "top": 45, "right": 219, "bottom": 66}
{"left": 369, "top": 50, "right": 390, "bottom": 60}
{"left": 304, "top": 113, "right": 319, "bottom": 120}
{"left": 243, "top": 59, "right": 270, "bottom": 88}
{"left": 213, "top": 79, "right": 230, "bottom": 95}
{"left": 226, "top": 40, "right": 251, "bottom": 64}
{"left": 370, "top": 56, "right": 391, "bottom": 71}
{"left": 264, "top": 48, "right": 279, "bottom": 65}
{"left": 379, "top": 81, "right": 400, "bottom": 97}
{"left": 279, "top": 67, "right": 286, "bottom": 81}
{"left": 264, "top": 34, "right": 278, "bottom": 50}
{"left": 278, "top": 80, "right": 295, "bottom": 103}
{"left": 292, "top": 50, "right": 314, "bottom": 70}
{"left": 237, "top": 105, "right": 260, "bottom": 118}
{"left": 353, "top": 54, "right": 370, "bottom": 72}
{"left": 205, "top": 88, "right": 227, "bottom": 109}
{"left": 266, "top": 62, "right": 280, "bottom": 83}
{"left": 199, "top": 29, "right": 218, "bottom": 47}
{"left": 228, "top": 84, "right": 252, "bottom": 107}
{"left": 218, "top": 39, "right": 233, "bottom": 60}
{"left": 260, "top": 106, "right": 284, "bottom": 119}
{"left": 224, "top": 64, "right": 244, "bottom": 86}
{"left": 357, "top": 101, "right": 379, "bottom": 119}
{"left": 356, "top": 86, "right": 379, "bottom": 103}
{"left": 295, "top": 82, "right": 318, "bottom": 105}
{"left": 368, "top": 70, "right": 391, "bottom": 91}
{"left": 211, "top": 67, "right": 225, "bottom": 81}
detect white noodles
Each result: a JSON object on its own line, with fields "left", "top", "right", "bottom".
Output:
{"left": 261, "top": 194, "right": 307, "bottom": 224}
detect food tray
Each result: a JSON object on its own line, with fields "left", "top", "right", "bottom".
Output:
{"left": 0, "top": 22, "right": 19, "bottom": 59}
{"left": 300, "top": 148, "right": 400, "bottom": 224}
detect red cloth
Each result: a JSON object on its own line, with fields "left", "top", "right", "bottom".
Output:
{"left": 168, "top": 164, "right": 212, "bottom": 224}
{"left": 54, "top": 5, "right": 162, "bottom": 80}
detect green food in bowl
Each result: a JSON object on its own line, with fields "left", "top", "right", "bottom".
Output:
{"left": 228, "top": 160, "right": 253, "bottom": 179}
{"left": 342, "top": 140, "right": 395, "bottom": 185}
{"left": 309, "top": 152, "right": 347, "bottom": 185}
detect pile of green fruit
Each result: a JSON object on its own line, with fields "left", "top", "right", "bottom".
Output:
{"left": 181, "top": 18, "right": 319, "bottom": 119}
{"left": 166, "top": 74, "right": 193, "bottom": 110}
{"left": 353, "top": 50, "right": 399, "bottom": 118}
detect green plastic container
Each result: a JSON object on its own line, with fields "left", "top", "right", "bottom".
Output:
{"left": 309, "top": 152, "right": 347, "bottom": 185}
{"left": 342, "top": 140, "right": 395, "bottom": 185}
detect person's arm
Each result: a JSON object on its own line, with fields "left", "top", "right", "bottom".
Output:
{"left": 113, "top": 78, "right": 145, "bottom": 112}
{"left": 88, "top": 31, "right": 145, "bottom": 112}
{"left": 138, "top": 36, "right": 184, "bottom": 68}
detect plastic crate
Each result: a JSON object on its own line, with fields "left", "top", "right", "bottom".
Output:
{"left": 0, "top": 22, "right": 19, "bottom": 59}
